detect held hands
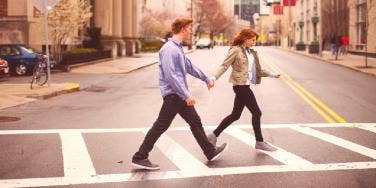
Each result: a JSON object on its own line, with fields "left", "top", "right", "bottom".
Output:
{"left": 207, "top": 80, "right": 215, "bottom": 90}
{"left": 185, "top": 97, "right": 196, "bottom": 106}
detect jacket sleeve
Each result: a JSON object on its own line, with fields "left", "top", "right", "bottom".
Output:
{"left": 212, "top": 47, "right": 238, "bottom": 80}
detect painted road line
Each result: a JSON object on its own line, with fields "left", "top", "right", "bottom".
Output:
{"left": 0, "top": 123, "right": 375, "bottom": 135}
{"left": 225, "top": 127, "right": 313, "bottom": 166}
{"left": 264, "top": 55, "right": 347, "bottom": 123}
{"left": 59, "top": 132, "right": 96, "bottom": 177}
{"left": 291, "top": 126, "right": 376, "bottom": 159}
{"left": 1, "top": 161, "right": 376, "bottom": 188}
{"left": 260, "top": 57, "right": 336, "bottom": 123}
{"left": 356, "top": 124, "right": 376, "bottom": 134}
{"left": 260, "top": 55, "right": 346, "bottom": 124}
{"left": 143, "top": 130, "right": 209, "bottom": 176}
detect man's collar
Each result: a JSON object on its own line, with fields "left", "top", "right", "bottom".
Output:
{"left": 168, "top": 38, "right": 182, "bottom": 47}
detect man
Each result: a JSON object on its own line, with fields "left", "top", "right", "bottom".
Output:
{"left": 131, "top": 18, "right": 228, "bottom": 170}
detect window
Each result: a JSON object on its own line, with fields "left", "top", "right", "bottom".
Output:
{"left": 356, "top": 1, "right": 367, "bottom": 45}
{"left": 0, "top": 0, "right": 7, "bottom": 17}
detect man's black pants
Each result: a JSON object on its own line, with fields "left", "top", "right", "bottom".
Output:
{"left": 213, "top": 85, "right": 264, "bottom": 142}
{"left": 133, "top": 94, "right": 216, "bottom": 160}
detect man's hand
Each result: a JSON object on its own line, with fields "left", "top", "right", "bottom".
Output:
{"left": 185, "top": 97, "right": 196, "bottom": 106}
{"left": 207, "top": 80, "right": 215, "bottom": 90}
{"left": 274, "top": 74, "right": 281, "bottom": 78}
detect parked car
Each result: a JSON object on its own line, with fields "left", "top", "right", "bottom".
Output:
{"left": 196, "top": 38, "right": 212, "bottom": 49}
{"left": 0, "top": 44, "right": 46, "bottom": 76}
{"left": 0, "top": 58, "right": 9, "bottom": 76}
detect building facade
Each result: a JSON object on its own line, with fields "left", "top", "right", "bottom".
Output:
{"left": 348, "top": 0, "right": 376, "bottom": 55}
{"left": 0, "top": 0, "right": 142, "bottom": 57}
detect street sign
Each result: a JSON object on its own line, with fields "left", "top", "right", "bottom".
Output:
{"left": 31, "top": 0, "right": 60, "bottom": 13}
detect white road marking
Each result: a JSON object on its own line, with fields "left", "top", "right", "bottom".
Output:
{"left": 0, "top": 123, "right": 375, "bottom": 187}
{"left": 144, "top": 130, "right": 209, "bottom": 176}
{"left": 291, "top": 126, "right": 376, "bottom": 159}
{"left": 356, "top": 124, "right": 376, "bottom": 134}
{"left": 225, "top": 127, "right": 313, "bottom": 166}
{"left": 0, "top": 123, "right": 375, "bottom": 135}
{"left": 1, "top": 162, "right": 376, "bottom": 188}
{"left": 59, "top": 132, "right": 96, "bottom": 177}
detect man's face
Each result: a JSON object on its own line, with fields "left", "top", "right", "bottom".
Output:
{"left": 181, "top": 24, "right": 192, "bottom": 41}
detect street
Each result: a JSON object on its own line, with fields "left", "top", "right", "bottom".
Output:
{"left": 0, "top": 46, "right": 376, "bottom": 188}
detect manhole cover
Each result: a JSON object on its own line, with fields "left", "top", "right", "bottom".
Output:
{"left": 83, "top": 86, "right": 107, "bottom": 93}
{"left": 0, "top": 116, "right": 21, "bottom": 123}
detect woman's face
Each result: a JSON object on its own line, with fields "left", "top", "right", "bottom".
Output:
{"left": 243, "top": 36, "right": 257, "bottom": 48}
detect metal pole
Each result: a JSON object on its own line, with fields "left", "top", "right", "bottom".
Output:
{"left": 288, "top": 0, "right": 291, "bottom": 48}
{"left": 239, "top": 0, "right": 242, "bottom": 19}
{"left": 43, "top": 1, "right": 51, "bottom": 85}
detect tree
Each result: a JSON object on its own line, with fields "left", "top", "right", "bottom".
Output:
{"left": 139, "top": 9, "right": 178, "bottom": 39}
{"left": 194, "top": 0, "right": 235, "bottom": 43}
{"left": 45, "top": 0, "right": 92, "bottom": 63}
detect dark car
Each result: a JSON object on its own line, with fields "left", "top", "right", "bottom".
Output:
{"left": 0, "top": 58, "right": 9, "bottom": 76}
{"left": 0, "top": 44, "right": 46, "bottom": 76}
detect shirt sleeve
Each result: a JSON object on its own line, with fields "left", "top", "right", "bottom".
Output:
{"left": 185, "top": 58, "right": 211, "bottom": 84}
{"left": 160, "top": 49, "right": 190, "bottom": 100}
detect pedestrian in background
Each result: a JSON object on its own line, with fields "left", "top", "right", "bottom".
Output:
{"left": 132, "top": 18, "right": 227, "bottom": 170}
{"left": 330, "top": 36, "right": 337, "bottom": 55}
{"left": 207, "top": 28, "right": 280, "bottom": 152}
{"left": 341, "top": 35, "right": 349, "bottom": 55}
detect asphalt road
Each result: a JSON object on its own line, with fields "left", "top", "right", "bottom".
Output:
{"left": 0, "top": 46, "right": 375, "bottom": 188}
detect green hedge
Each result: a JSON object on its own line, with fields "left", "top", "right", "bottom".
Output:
{"left": 140, "top": 39, "right": 164, "bottom": 52}
{"left": 63, "top": 48, "right": 98, "bottom": 55}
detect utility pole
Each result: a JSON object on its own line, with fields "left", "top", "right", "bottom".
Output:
{"left": 188, "top": 0, "right": 193, "bottom": 50}
{"left": 288, "top": 0, "right": 292, "bottom": 48}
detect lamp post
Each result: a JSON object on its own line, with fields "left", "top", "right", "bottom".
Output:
{"left": 309, "top": 0, "right": 319, "bottom": 53}
{"left": 296, "top": 20, "right": 306, "bottom": 50}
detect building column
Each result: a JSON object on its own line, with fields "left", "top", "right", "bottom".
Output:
{"left": 122, "top": 0, "right": 134, "bottom": 56}
{"left": 132, "top": 0, "right": 140, "bottom": 54}
{"left": 112, "top": 0, "right": 122, "bottom": 38}
{"left": 112, "top": 0, "right": 126, "bottom": 56}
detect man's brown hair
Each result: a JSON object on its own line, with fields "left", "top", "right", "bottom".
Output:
{"left": 171, "top": 18, "right": 193, "bottom": 34}
{"left": 232, "top": 28, "right": 259, "bottom": 46}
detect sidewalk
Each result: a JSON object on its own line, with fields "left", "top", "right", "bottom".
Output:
{"left": 0, "top": 50, "right": 169, "bottom": 110}
{"left": 279, "top": 47, "right": 376, "bottom": 76}
{"left": 0, "top": 83, "right": 80, "bottom": 109}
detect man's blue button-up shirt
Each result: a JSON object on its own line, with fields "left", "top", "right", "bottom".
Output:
{"left": 158, "top": 38, "right": 211, "bottom": 100}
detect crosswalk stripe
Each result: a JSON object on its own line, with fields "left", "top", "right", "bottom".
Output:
{"left": 224, "top": 127, "right": 313, "bottom": 166}
{"left": 2, "top": 161, "right": 376, "bottom": 188}
{"left": 290, "top": 126, "right": 376, "bottom": 159}
{"left": 0, "top": 123, "right": 375, "bottom": 135}
{"left": 59, "top": 132, "right": 96, "bottom": 177}
{"left": 146, "top": 131, "right": 209, "bottom": 176}
{"left": 356, "top": 124, "right": 376, "bottom": 134}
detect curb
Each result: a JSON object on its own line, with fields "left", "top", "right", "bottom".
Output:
{"left": 121, "top": 62, "right": 159, "bottom": 74}
{"left": 62, "top": 58, "right": 114, "bottom": 72}
{"left": 27, "top": 82, "right": 81, "bottom": 100}
{"left": 275, "top": 47, "right": 376, "bottom": 77}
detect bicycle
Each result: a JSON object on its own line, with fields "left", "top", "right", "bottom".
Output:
{"left": 30, "top": 58, "right": 48, "bottom": 89}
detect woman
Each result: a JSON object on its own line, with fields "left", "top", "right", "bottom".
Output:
{"left": 208, "top": 28, "right": 280, "bottom": 151}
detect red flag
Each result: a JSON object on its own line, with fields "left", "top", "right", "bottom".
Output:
{"left": 273, "top": 5, "right": 283, "bottom": 15}
{"left": 283, "top": 0, "right": 296, "bottom": 6}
